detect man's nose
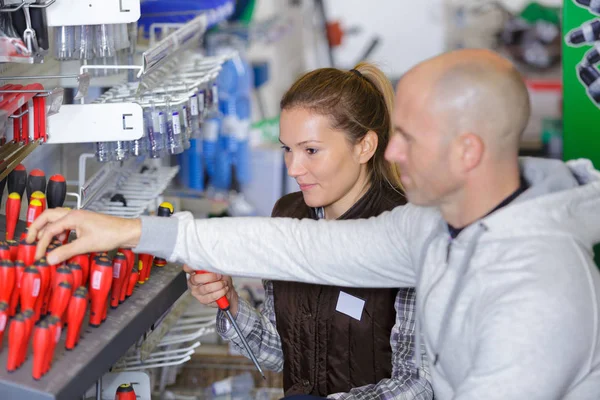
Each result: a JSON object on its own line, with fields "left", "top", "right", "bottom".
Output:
{"left": 385, "top": 134, "right": 406, "bottom": 163}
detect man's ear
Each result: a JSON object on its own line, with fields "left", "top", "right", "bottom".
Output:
{"left": 458, "top": 132, "right": 484, "bottom": 171}
{"left": 356, "top": 130, "right": 378, "bottom": 164}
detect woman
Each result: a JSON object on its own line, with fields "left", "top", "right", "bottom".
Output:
{"left": 188, "top": 63, "right": 433, "bottom": 399}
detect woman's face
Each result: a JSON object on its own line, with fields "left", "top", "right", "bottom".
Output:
{"left": 279, "top": 108, "right": 372, "bottom": 212}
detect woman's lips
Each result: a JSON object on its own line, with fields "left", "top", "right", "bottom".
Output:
{"left": 299, "top": 183, "right": 316, "bottom": 191}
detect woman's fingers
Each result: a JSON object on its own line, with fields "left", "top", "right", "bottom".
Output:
{"left": 189, "top": 272, "right": 222, "bottom": 286}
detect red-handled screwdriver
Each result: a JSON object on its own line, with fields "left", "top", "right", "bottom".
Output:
{"left": 7, "top": 313, "right": 26, "bottom": 371}
{"left": 7, "top": 240, "right": 18, "bottom": 262}
{"left": 0, "top": 242, "right": 11, "bottom": 260}
{"left": 138, "top": 253, "right": 154, "bottom": 284}
{"left": 32, "top": 319, "right": 51, "bottom": 380}
{"left": 45, "top": 316, "right": 61, "bottom": 374}
{"left": 118, "top": 249, "right": 134, "bottom": 303}
{"left": 0, "top": 301, "right": 9, "bottom": 347}
{"left": 89, "top": 256, "right": 112, "bottom": 327}
{"left": 5, "top": 193, "right": 21, "bottom": 241}
{"left": 110, "top": 253, "right": 127, "bottom": 309}
{"left": 0, "top": 260, "right": 15, "bottom": 303}
{"left": 33, "top": 258, "right": 51, "bottom": 319}
{"left": 46, "top": 174, "right": 66, "bottom": 209}
{"left": 9, "top": 260, "right": 25, "bottom": 316}
{"left": 126, "top": 265, "right": 139, "bottom": 298}
{"left": 68, "top": 254, "right": 89, "bottom": 288}
{"left": 67, "top": 262, "right": 83, "bottom": 292}
{"left": 26, "top": 169, "right": 46, "bottom": 205}
{"left": 20, "top": 266, "right": 41, "bottom": 315}
{"left": 30, "top": 191, "right": 46, "bottom": 212}
{"left": 153, "top": 202, "right": 173, "bottom": 268}
{"left": 65, "top": 287, "right": 88, "bottom": 350}
{"left": 115, "top": 383, "right": 137, "bottom": 400}
{"left": 192, "top": 271, "right": 265, "bottom": 379}
{"left": 49, "top": 281, "right": 72, "bottom": 320}
{"left": 21, "top": 309, "right": 35, "bottom": 366}
{"left": 17, "top": 239, "right": 36, "bottom": 267}
{"left": 26, "top": 198, "right": 43, "bottom": 227}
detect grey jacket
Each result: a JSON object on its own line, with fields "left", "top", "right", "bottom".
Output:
{"left": 136, "top": 157, "right": 600, "bottom": 400}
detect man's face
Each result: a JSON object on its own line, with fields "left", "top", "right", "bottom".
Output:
{"left": 385, "top": 76, "right": 462, "bottom": 207}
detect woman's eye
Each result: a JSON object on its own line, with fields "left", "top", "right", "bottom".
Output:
{"left": 306, "top": 148, "right": 318, "bottom": 155}
{"left": 280, "top": 145, "right": 291, "bottom": 152}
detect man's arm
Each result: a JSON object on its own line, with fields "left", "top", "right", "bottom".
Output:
{"left": 135, "top": 205, "right": 437, "bottom": 288}
{"left": 453, "top": 245, "right": 596, "bottom": 400}
{"left": 329, "top": 288, "right": 433, "bottom": 400}
{"left": 215, "top": 280, "right": 284, "bottom": 372}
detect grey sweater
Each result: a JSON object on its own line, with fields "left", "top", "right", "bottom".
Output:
{"left": 135, "top": 157, "right": 600, "bottom": 400}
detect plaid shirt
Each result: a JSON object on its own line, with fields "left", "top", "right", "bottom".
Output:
{"left": 216, "top": 282, "right": 433, "bottom": 400}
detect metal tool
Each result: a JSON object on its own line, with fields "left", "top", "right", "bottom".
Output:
{"left": 195, "top": 270, "right": 266, "bottom": 379}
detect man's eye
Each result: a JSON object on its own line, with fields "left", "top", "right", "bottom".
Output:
{"left": 281, "top": 145, "right": 291, "bottom": 152}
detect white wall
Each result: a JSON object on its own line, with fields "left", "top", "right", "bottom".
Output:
{"left": 324, "top": 0, "right": 446, "bottom": 77}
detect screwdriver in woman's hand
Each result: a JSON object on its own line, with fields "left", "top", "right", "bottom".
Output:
{"left": 193, "top": 270, "right": 266, "bottom": 379}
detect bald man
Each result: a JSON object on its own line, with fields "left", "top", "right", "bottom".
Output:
{"left": 28, "top": 49, "right": 600, "bottom": 400}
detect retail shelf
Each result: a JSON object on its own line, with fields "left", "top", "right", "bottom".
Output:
{"left": 0, "top": 215, "right": 187, "bottom": 399}
{"left": 46, "top": 103, "right": 144, "bottom": 144}
{"left": 0, "top": 260, "right": 187, "bottom": 400}
{"left": 46, "top": 0, "right": 141, "bottom": 26}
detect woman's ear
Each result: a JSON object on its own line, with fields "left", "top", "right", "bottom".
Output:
{"left": 355, "top": 130, "right": 378, "bottom": 164}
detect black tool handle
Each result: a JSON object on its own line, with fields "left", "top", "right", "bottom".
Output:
{"left": 8, "top": 164, "right": 27, "bottom": 198}
{"left": 46, "top": 174, "right": 66, "bottom": 209}
{"left": 27, "top": 169, "right": 46, "bottom": 202}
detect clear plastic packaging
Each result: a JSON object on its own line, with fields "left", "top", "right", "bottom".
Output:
{"left": 53, "top": 26, "right": 75, "bottom": 60}
{"left": 189, "top": 93, "right": 202, "bottom": 138}
{"left": 181, "top": 104, "right": 192, "bottom": 150}
{"left": 113, "top": 140, "right": 129, "bottom": 161}
{"left": 95, "top": 141, "right": 113, "bottom": 162}
{"left": 93, "top": 24, "right": 116, "bottom": 76}
{"left": 166, "top": 106, "right": 184, "bottom": 155}
{"left": 147, "top": 109, "right": 165, "bottom": 158}
{"left": 130, "top": 110, "right": 150, "bottom": 157}
{"left": 74, "top": 25, "right": 94, "bottom": 60}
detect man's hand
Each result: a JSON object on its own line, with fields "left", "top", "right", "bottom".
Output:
{"left": 184, "top": 265, "right": 239, "bottom": 316}
{"left": 26, "top": 208, "right": 142, "bottom": 265}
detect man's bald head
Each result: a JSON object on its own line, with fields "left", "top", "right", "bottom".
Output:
{"left": 400, "top": 49, "right": 531, "bottom": 158}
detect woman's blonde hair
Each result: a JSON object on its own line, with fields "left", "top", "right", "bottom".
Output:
{"left": 280, "top": 62, "right": 402, "bottom": 190}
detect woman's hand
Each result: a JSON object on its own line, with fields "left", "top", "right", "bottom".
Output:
{"left": 183, "top": 265, "right": 239, "bottom": 317}
{"left": 26, "top": 208, "right": 141, "bottom": 265}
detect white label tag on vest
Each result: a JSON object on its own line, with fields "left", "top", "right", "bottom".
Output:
{"left": 335, "top": 291, "right": 365, "bottom": 321}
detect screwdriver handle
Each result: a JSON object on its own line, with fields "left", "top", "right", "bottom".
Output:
{"left": 65, "top": 288, "right": 87, "bottom": 350}
{"left": 32, "top": 320, "right": 51, "bottom": 380}
{"left": 5, "top": 193, "right": 21, "bottom": 241}
{"left": 26, "top": 199, "right": 43, "bottom": 227}
{"left": 26, "top": 169, "right": 46, "bottom": 204}
{"left": 46, "top": 174, "right": 66, "bottom": 209}
{"left": 7, "top": 164, "right": 27, "bottom": 198}
{"left": 30, "top": 191, "right": 46, "bottom": 212}
{"left": 7, "top": 314, "right": 26, "bottom": 371}
{"left": 195, "top": 270, "right": 230, "bottom": 310}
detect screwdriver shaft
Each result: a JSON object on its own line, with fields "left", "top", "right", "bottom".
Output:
{"left": 224, "top": 309, "right": 266, "bottom": 379}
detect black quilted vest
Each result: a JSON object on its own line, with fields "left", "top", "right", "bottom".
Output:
{"left": 271, "top": 183, "right": 407, "bottom": 396}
